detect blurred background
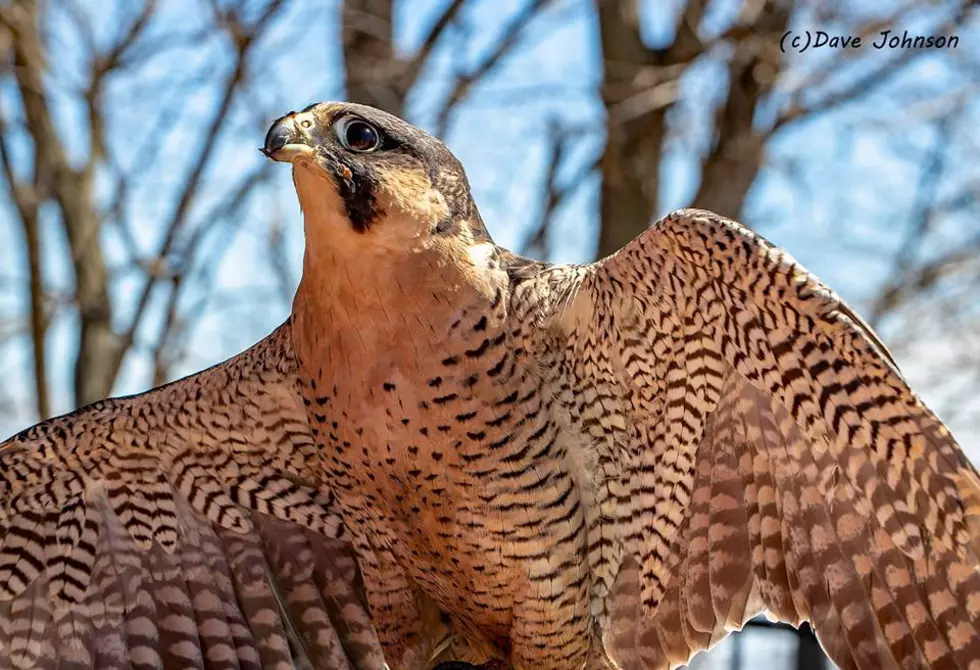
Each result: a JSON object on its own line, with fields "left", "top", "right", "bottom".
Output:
{"left": 0, "top": 0, "right": 978, "bottom": 667}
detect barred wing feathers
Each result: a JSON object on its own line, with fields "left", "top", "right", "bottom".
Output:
{"left": 556, "top": 209, "right": 980, "bottom": 669}
{"left": 0, "top": 324, "right": 383, "bottom": 670}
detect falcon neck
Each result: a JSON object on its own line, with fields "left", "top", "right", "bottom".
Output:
{"left": 290, "top": 237, "right": 507, "bottom": 369}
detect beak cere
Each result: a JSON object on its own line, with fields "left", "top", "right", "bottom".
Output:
{"left": 261, "top": 113, "right": 315, "bottom": 161}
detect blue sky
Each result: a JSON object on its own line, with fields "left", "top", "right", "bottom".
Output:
{"left": 0, "top": 0, "right": 978, "bottom": 458}
{"left": 0, "top": 2, "right": 975, "bottom": 667}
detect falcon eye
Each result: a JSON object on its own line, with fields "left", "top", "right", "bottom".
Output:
{"left": 336, "top": 116, "right": 381, "bottom": 153}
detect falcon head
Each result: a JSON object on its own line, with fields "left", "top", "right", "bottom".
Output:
{"left": 263, "top": 102, "right": 487, "bottom": 251}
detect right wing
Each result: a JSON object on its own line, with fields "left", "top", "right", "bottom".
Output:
{"left": 542, "top": 209, "right": 980, "bottom": 669}
{"left": 0, "top": 322, "right": 384, "bottom": 670}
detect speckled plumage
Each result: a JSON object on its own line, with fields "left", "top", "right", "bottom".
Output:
{"left": 0, "top": 325, "right": 385, "bottom": 670}
{"left": 3, "top": 102, "right": 980, "bottom": 670}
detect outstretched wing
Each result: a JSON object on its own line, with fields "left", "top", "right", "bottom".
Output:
{"left": 0, "top": 323, "right": 384, "bottom": 670}
{"left": 552, "top": 209, "right": 980, "bottom": 669}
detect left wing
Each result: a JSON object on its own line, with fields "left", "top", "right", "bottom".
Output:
{"left": 544, "top": 209, "right": 980, "bottom": 669}
{"left": 0, "top": 324, "right": 384, "bottom": 670}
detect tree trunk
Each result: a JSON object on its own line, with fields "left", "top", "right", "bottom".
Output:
{"left": 342, "top": 0, "right": 401, "bottom": 114}
{"left": 691, "top": 4, "right": 788, "bottom": 218}
{"left": 9, "top": 0, "right": 115, "bottom": 407}
{"left": 596, "top": 0, "right": 787, "bottom": 258}
{"left": 596, "top": 0, "right": 666, "bottom": 259}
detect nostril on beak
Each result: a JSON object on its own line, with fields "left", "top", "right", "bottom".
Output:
{"left": 261, "top": 115, "right": 296, "bottom": 157}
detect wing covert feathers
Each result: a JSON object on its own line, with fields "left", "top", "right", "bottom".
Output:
{"left": 557, "top": 209, "right": 980, "bottom": 669}
{"left": 0, "top": 324, "right": 384, "bottom": 670}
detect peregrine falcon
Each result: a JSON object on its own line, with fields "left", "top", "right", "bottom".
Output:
{"left": 1, "top": 101, "right": 978, "bottom": 670}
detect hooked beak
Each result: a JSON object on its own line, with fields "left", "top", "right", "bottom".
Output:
{"left": 261, "top": 111, "right": 317, "bottom": 162}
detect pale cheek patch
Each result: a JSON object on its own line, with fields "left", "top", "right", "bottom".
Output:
{"left": 377, "top": 167, "right": 450, "bottom": 225}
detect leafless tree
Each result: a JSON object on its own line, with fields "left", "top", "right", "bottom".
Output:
{"left": 0, "top": 0, "right": 559, "bottom": 421}
{"left": 0, "top": 0, "right": 297, "bottom": 414}
{"left": 523, "top": 0, "right": 978, "bottom": 429}
{"left": 1, "top": 1, "right": 978, "bottom": 668}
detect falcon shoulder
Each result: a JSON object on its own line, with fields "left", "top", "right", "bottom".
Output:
{"left": 0, "top": 323, "right": 384, "bottom": 670}
{"left": 539, "top": 208, "right": 980, "bottom": 669}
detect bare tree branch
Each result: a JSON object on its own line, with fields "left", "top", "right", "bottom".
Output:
{"left": 0, "top": 105, "right": 48, "bottom": 419}
{"left": 868, "top": 237, "right": 980, "bottom": 332}
{"left": 691, "top": 5, "right": 788, "bottom": 218}
{"left": 343, "top": 0, "right": 398, "bottom": 111}
{"left": 109, "top": 0, "right": 287, "bottom": 393}
{"left": 596, "top": 0, "right": 708, "bottom": 258}
{"left": 401, "top": 0, "right": 467, "bottom": 94}
{"left": 521, "top": 119, "right": 566, "bottom": 258}
{"left": 433, "top": 0, "right": 554, "bottom": 137}
{"left": 4, "top": 0, "right": 114, "bottom": 407}
{"left": 867, "top": 114, "right": 953, "bottom": 326}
